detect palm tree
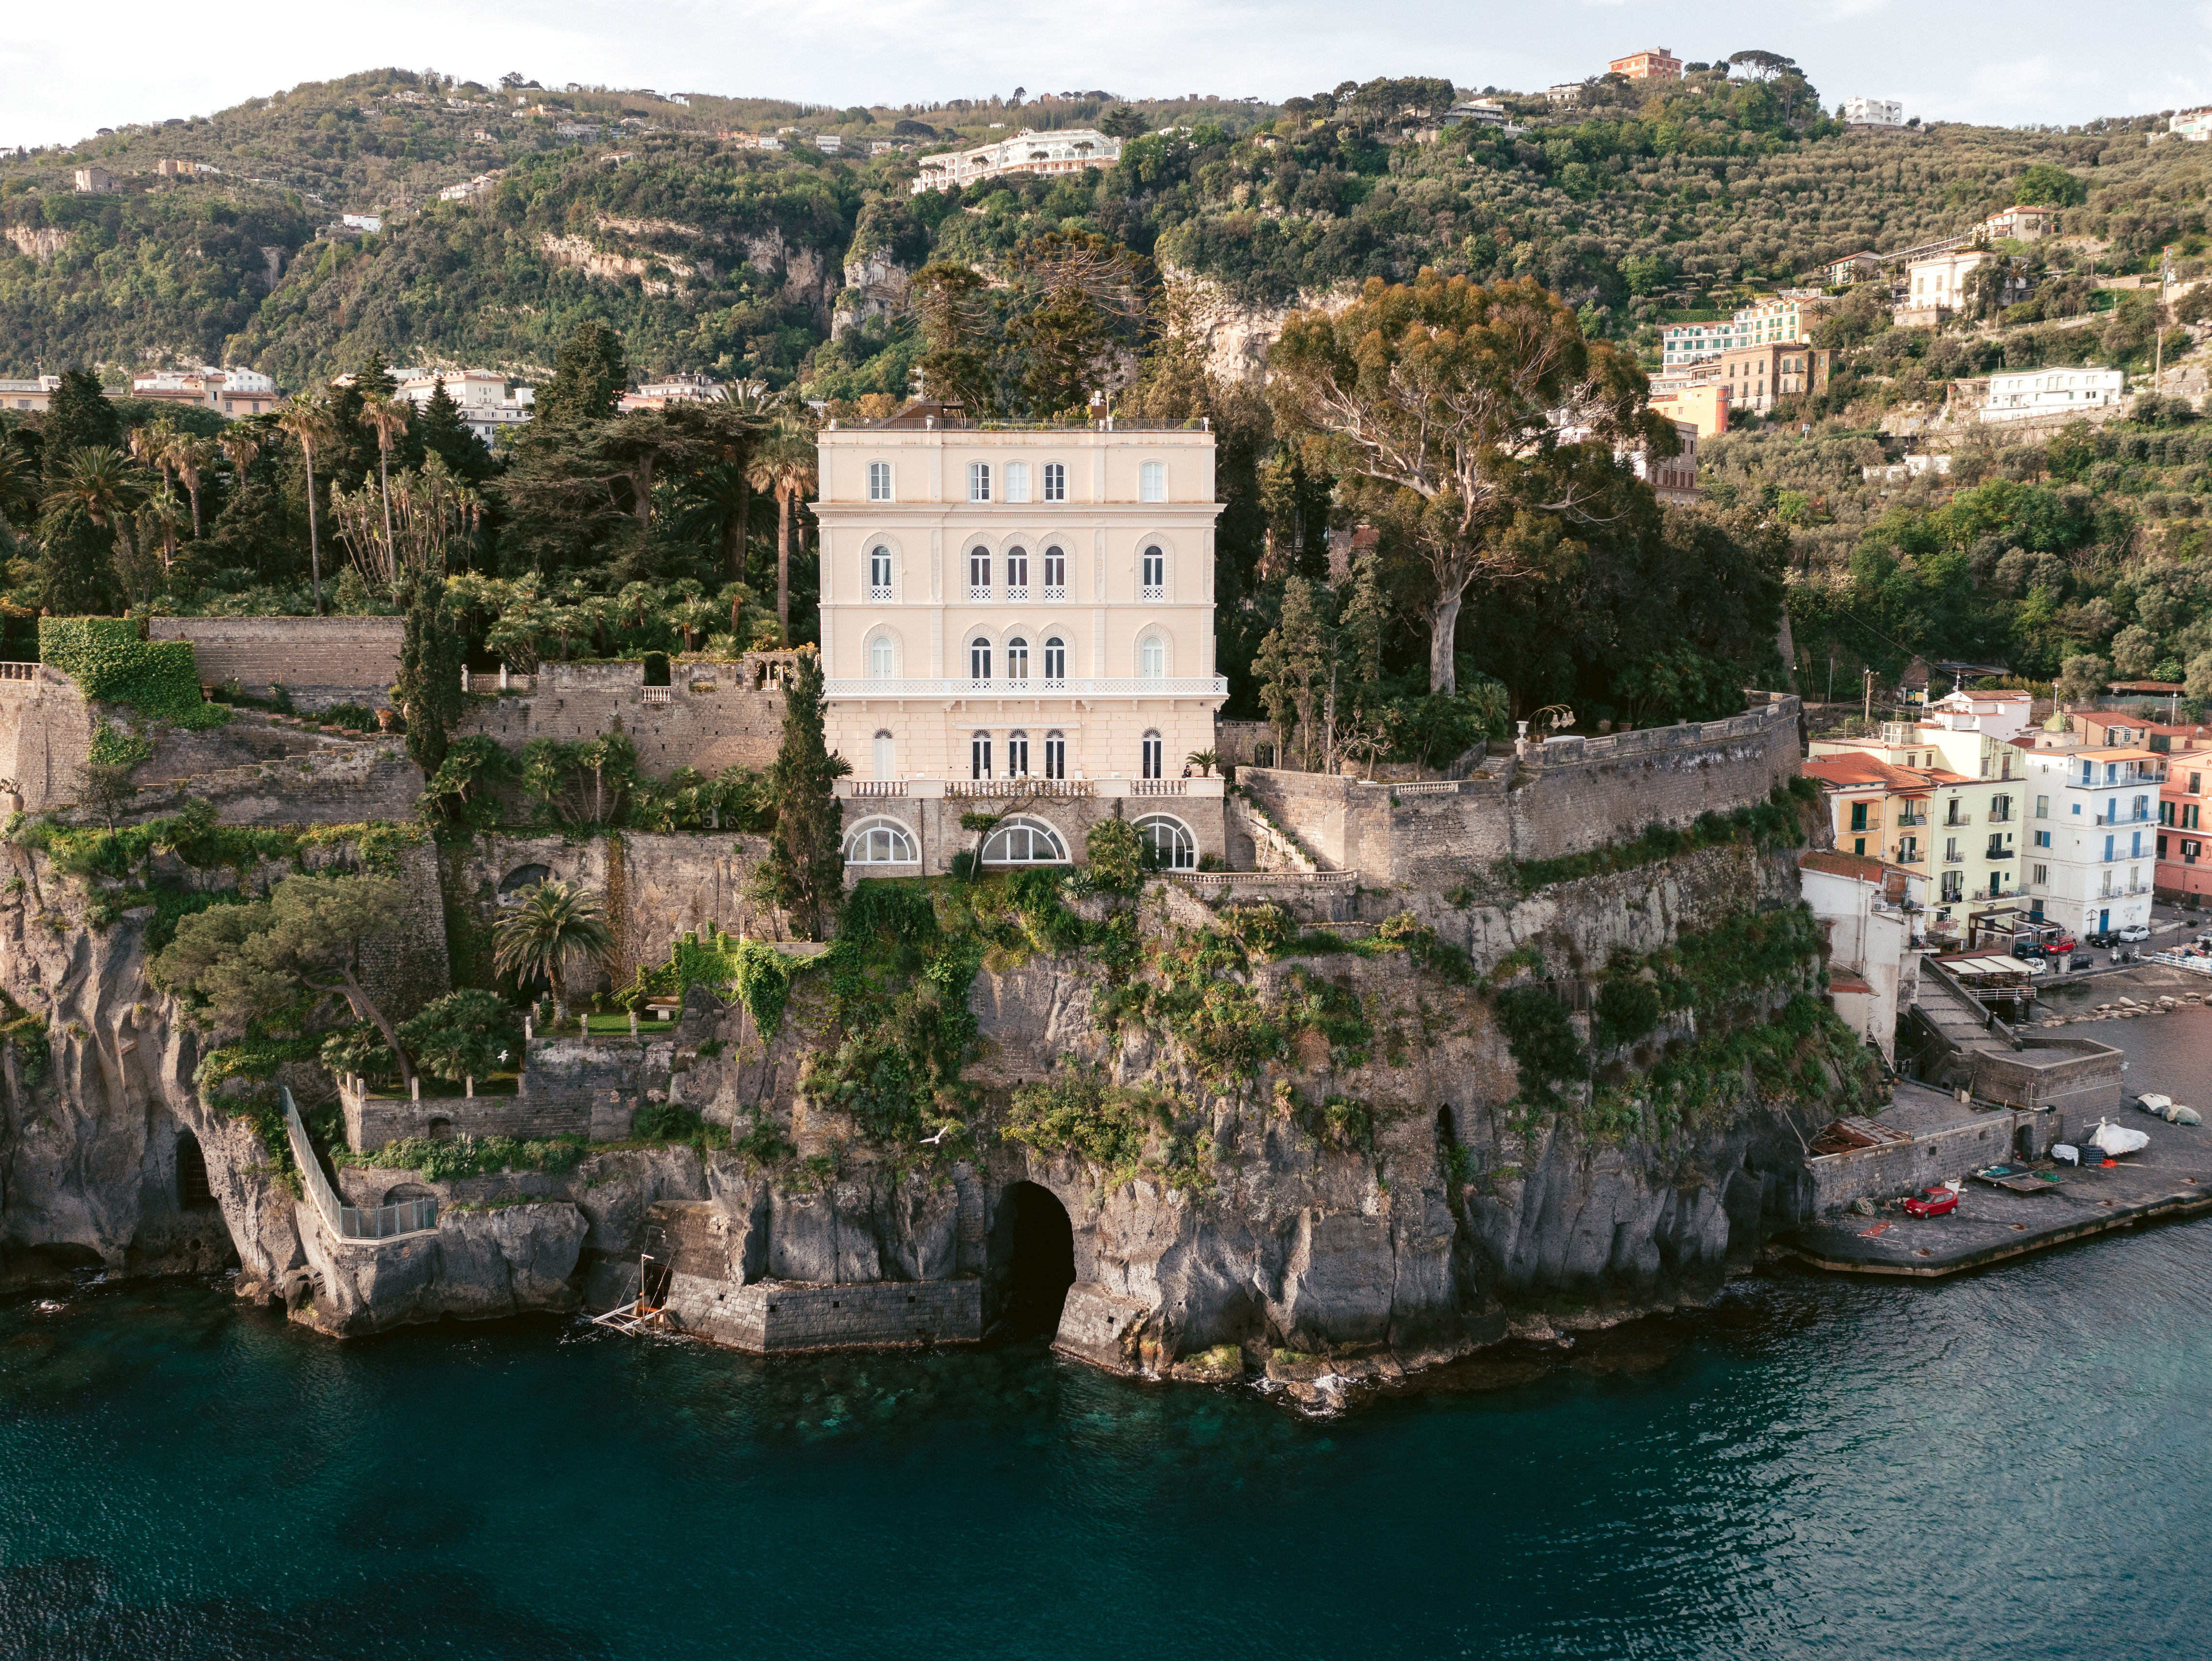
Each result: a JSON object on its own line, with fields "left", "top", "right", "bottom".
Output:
{"left": 276, "top": 394, "right": 337, "bottom": 614}
{"left": 165, "top": 432, "right": 216, "bottom": 539}
{"left": 360, "top": 394, "right": 411, "bottom": 581}
{"left": 128, "top": 419, "right": 177, "bottom": 490}
{"left": 744, "top": 413, "right": 818, "bottom": 640}
{"left": 140, "top": 485, "right": 187, "bottom": 584}
{"left": 0, "top": 443, "right": 36, "bottom": 523}
{"left": 217, "top": 427, "right": 262, "bottom": 486}
{"left": 43, "top": 447, "right": 144, "bottom": 563}
{"left": 492, "top": 880, "right": 616, "bottom": 1020}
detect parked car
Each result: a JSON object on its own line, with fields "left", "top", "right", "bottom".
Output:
{"left": 2011, "top": 939, "right": 2045, "bottom": 960}
{"left": 1903, "top": 1185, "right": 1960, "bottom": 1218}
{"left": 2069, "top": 953, "right": 2095, "bottom": 972}
{"left": 2087, "top": 930, "right": 2118, "bottom": 949}
{"left": 2049, "top": 934, "right": 2077, "bottom": 955}
{"left": 2117, "top": 924, "right": 2152, "bottom": 943}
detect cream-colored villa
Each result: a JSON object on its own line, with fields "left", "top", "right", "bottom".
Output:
{"left": 813, "top": 403, "right": 1228, "bottom": 875}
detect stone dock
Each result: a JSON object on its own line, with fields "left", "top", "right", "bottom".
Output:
{"left": 1786, "top": 1109, "right": 2212, "bottom": 1277}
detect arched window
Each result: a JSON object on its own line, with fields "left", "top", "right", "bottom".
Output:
{"left": 1139, "top": 635, "right": 1165, "bottom": 679}
{"left": 869, "top": 545, "right": 893, "bottom": 599}
{"left": 497, "top": 863, "right": 553, "bottom": 906}
{"left": 1135, "top": 814, "right": 1196, "bottom": 870}
{"left": 1042, "top": 636, "right": 1067, "bottom": 684}
{"left": 970, "top": 637, "right": 993, "bottom": 681}
{"left": 872, "top": 731, "right": 895, "bottom": 778}
{"left": 1044, "top": 731, "right": 1067, "bottom": 779}
{"left": 971, "top": 731, "right": 993, "bottom": 779}
{"left": 868, "top": 461, "right": 893, "bottom": 502}
{"left": 1141, "top": 545, "right": 1165, "bottom": 600}
{"left": 1042, "top": 545, "right": 1067, "bottom": 599}
{"left": 968, "top": 461, "right": 992, "bottom": 502}
{"left": 1006, "top": 637, "right": 1029, "bottom": 682}
{"left": 1006, "top": 545, "right": 1029, "bottom": 598}
{"left": 981, "top": 815, "right": 1068, "bottom": 864}
{"left": 1007, "top": 730, "right": 1030, "bottom": 777}
{"left": 1140, "top": 461, "right": 1166, "bottom": 502}
{"left": 869, "top": 635, "right": 896, "bottom": 677}
{"left": 1004, "top": 461, "right": 1031, "bottom": 503}
{"left": 968, "top": 546, "right": 991, "bottom": 599}
{"left": 1043, "top": 462, "right": 1067, "bottom": 502}
{"left": 1141, "top": 730, "right": 1163, "bottom": 779}
{"left": 845, "top": 817, "right": 918, "bottom": 863}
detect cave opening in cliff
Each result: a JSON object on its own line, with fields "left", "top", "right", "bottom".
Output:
{"left": 176, "top": 1132, "right": 215, "bottom": 1210}
{"left": 996, "top": 1182, "right": 1075, "bottom": 1336}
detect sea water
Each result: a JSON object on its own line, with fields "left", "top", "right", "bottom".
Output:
{"left": 4, "top": 1015, "right": 2210, "bottom": 1659}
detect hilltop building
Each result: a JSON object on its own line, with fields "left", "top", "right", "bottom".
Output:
{"left": 910, "top": 129, "right": 1120, "bottom": 195}
{"left": 812, "top": 401, "right": 1227, "bottom": 874}
{"left": 1841, "top": 97, "right": 1903, "bottom": 128}
{"left": 1979, "top": 204, "right": 2060, "bottom": 241}
{"left": 1660, "top": 293, "right": 1831, "bottom": 370}
{"left": 620, "top": 374, "right": 726, "bottom": 411}
{"left": 73, "top": 165, "right": 113, "bottom": 193}
{"left": 1608, "top": 49, "right": 1682, "bottom": 81}
{"left": 1982, "top": 367, "right": 2124, "bottom": 422}
{"left": 1647, "top": 376, "right": 1730, "bottom": 438}
{"left": 2169, "top": 107, "right": 2212, "bottom": 141}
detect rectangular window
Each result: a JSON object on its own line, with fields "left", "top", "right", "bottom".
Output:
{"left": 1941, "top": 871, "right": 1962, "bottom": 902}
{"left": 1850, "top": 802, "right": 1869, "bottom": 832}
{"left": 2031, "top": 864, "right": 2048, "bottom": 885}
{"left": 1004, "top": 461, "right": 1031, "bottom": 503}
{"left": 2034, "top": 794, "right": 2048, "bottom": 819}
{"left": 2034, "top": 829, "right": 2051, "bottom": 848}
{"left": 1139, "top": 461, "right": 1166, "bottom": 502}
{"left": 2159, "top": 835, "right": 2169, "bottom": 860}
{"left": 968, "top": 461, "right": 992, "bottom": 502}
{"left": 1141, "top": 733, "right": 1163, "bottom": 779}
{"left": 2192, "top": 772, "right": 2202, "bottom": 795}
{"left": 1043, "top": 462, "right": 1066, "bottom": 502}
{"left": 867, "top": 461, "right": 892, "bottom": 502}
{"left": 1044, "top": 734, "right": 1066, "bottom": 779}
{"left": 2105, "top": 834, "right": 2115, "bottom": 862}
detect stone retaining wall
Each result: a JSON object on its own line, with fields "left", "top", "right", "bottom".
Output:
{"left": 1238, "top": 696, "right": 1802, "bottom": 883}
{"left": 453, "top": 659, "right": 786, "bottom": 781}
{"left": 153, "top": 617, "right": 404, "bottom": 711}
{"left": 125, "top": 743, "right": 423, "bottom": 827}
{"left": 661, "top": 1275, "right": 983, "bottom": 1351}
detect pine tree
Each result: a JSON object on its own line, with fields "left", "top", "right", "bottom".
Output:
{"left": 754, "top": 652, "right": 850, "bottom": 939}
{"left": 534, "top": 322, "right": 628, "bottom": 428}
{"left": 417, "top": 377, "right": 493, "bottom": 485}
{"left": 396, "top": 574, "right": 466, "bottom": 775}
{"left": 41, "top": 371, "right": 120, "bottom": 473}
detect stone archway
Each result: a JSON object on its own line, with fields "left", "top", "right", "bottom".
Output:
{"left": 989, "top": 1181, "right": 1076, "bottom": 1336}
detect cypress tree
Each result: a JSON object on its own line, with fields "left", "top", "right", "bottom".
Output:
{"left": 41, "top": 371, "right": 120, "bottom": 473}
{"left": 755, "top": 652, "right": 849, "bottom": 939}
{"left": 396, "top": 574, "right": 466, "bottom": 775}
{"left": 534, "top": 322, "right": 628, "bottom": 428}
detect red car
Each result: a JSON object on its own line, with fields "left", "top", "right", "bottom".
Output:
{"left": 1903, "top": 1186, "right": 1960, "bottom": 1218}
{"left": 2050, "top": 935, "right": 2077, "bottom": 955}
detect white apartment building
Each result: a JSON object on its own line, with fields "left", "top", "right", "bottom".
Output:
{"left": 1926, "top": 688, "right": 2035, "bottom": 742}
{"left": 2018, "top": 746, "right": 2165, "bottom": 938}
{"left": 129, "top": 366, "right": 281, "bottom": 418}
{"left": 620, "top": 374, "right": 726, "bottom": 411}
{"left": 911, "top": 129, "right": 1121, "bottom": 195}
{"left": 1842, "top": 96, "right": 1903, "bottom": 127}
{"left": 394, "top": 370, "right": 534, "bottom": 445}
{"left": 1659, "top": 294, "right": 1826, "bottom": 369}
{"left": 2169, "top": 107, "right": 2212, "bottom": 141}
{"left": 1983, "top": 367, "right": 2125, "bottom": 422}
{"left": 0, "top": 375, "right": 61, "bottom": 412}
{"left": 1895, "top": 249, "right": 2018, "bottom": 324}
{"left": 813, "top": 403, "right": 1226, "bottom": 875}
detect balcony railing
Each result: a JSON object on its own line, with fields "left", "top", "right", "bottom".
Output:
{"left": 869, "top": 584, "right": 892, "bottom": 602}
{"left": 828, "top": 675, "right": 1228, "bottom": 699}
{"left": 1897, "top": 812, "right": 1929, "bottom": 827}
{"left": 1041, "top": 585, "right": 1067, "bottom": 602}
{"left": 1005, "top": 585, "right": 1028, "bottom": 602}
{"left": 968, "top": 585, "right": 991, "bottom": 602}
{"left": 1140, "top": 584, "right": 1166, "bottom": 602}
{"left": 945, "top": 778, "right": 1095, "bottom": 798}
{"left": 1985, "top": 845, "right": 2014, "bottom": 860}
{"left": 1943, "top": 852, "right": 1964, "bottom": 864}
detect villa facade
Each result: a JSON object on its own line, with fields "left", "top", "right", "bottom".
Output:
{"left": 812, "top": 404, "right": 1227, "bottom": 875}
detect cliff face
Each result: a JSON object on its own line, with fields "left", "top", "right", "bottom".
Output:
{"left": 0, "top": 833, "right": 1871, "bottom": 1377}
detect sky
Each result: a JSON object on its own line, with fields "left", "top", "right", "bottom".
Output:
{"left": 4, "top": 0, "right": 2210, "bottom": 151}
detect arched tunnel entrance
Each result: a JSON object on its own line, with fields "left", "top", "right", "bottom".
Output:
{"left": 176, "top": 1131, "right": 215, "bottom": 1210}
{"left": 990, "top": 1181, "right": 1076, "bottom": 1338}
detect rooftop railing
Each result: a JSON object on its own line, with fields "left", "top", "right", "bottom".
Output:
{"left": 283, "top": 1086, "right": 437, "bottom": 1243}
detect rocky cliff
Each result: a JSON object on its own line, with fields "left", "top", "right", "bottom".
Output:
{"left": 0, "top": 813, "right": 1876, "bottom": 1388}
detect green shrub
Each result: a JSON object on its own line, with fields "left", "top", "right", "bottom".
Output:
{"left": 1595, "top": 974, "right": 1663, "bottom": 1047}
{"left": 1491, "top": 985, "right": 1584, "bottom": 1105}
{"left": 1085, "top": 818, "right": 1146, "bottom": 894}
{"left": 40, "top": 617, "right": 228, "bottom": 729}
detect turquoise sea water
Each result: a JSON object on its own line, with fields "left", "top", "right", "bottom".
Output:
{"left": 4, "top": 1013, "right": 2210, "bottom": 1659}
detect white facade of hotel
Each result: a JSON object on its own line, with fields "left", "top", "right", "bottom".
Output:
{"left": 2017, "top": 748, "right": 2164, "bottom": 937}
{"left": 911, "top": 129, "right": 1121, "bottom": 195}
{"left": 1660, "top": 294, "right": 1822, "bottom": 369}
{"left": 1842, "top": 96, "right": 1903, "bottom": 126}
{"left": 394, "top": 370, "right": 535, "bottom": 445}
{"left": 812, "top": 413, "right": 1226, "bottom": 873}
